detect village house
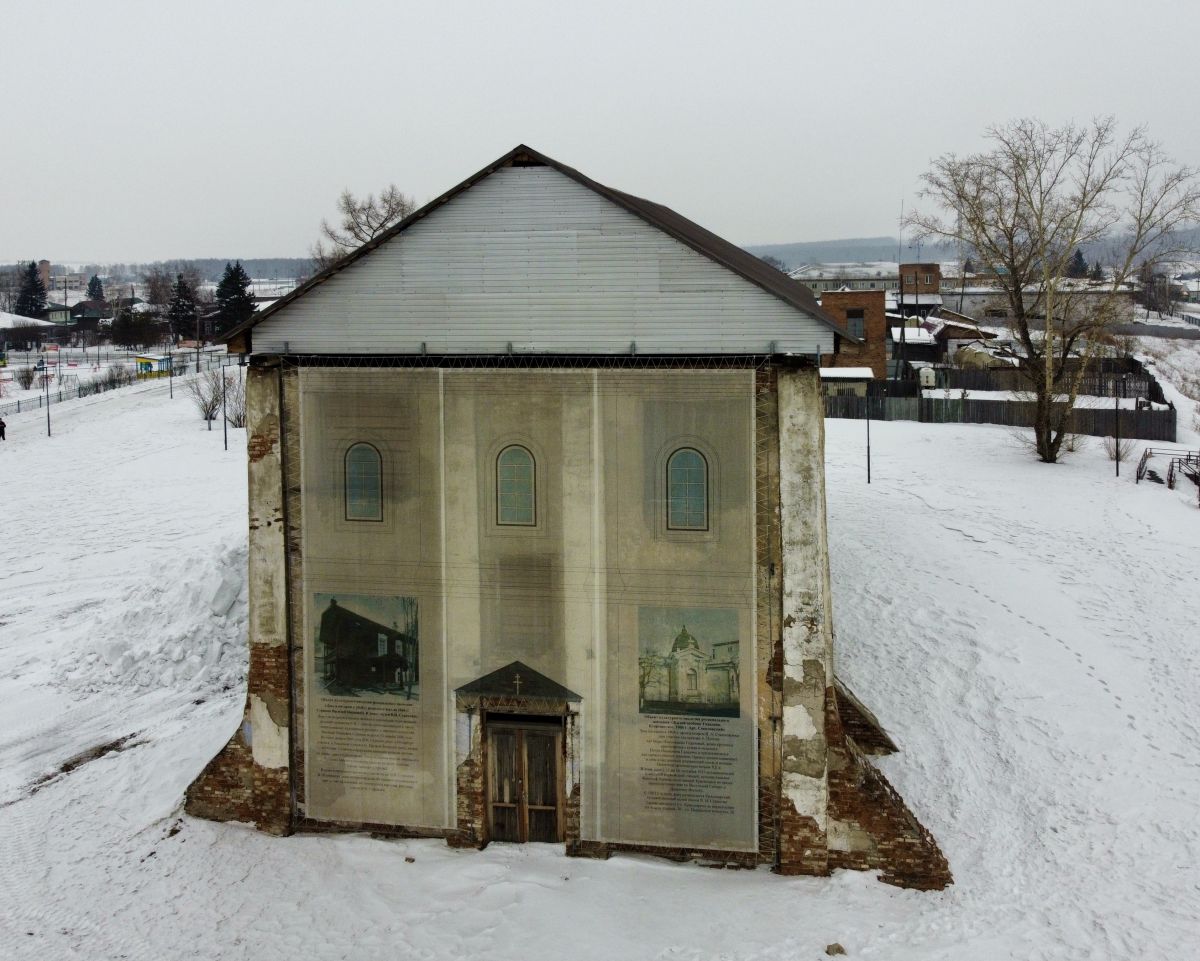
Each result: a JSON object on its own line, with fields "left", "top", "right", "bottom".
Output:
{"left": 788, "top": 261, "right": 901, "bottom": 295}
{"left": 44, "top": 302, "right": 72, "bottom": 325}
{"left": 818, "top": 288, "right": 887, "bottom": 379}
{"left": 185, "top": 144, "right": 949, "bottom": 888}
{"left": 896, "top": 263, "right": 943, "bottom": 318}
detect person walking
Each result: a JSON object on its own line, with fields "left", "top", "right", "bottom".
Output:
{"left": 0, "top": 416, "right": 6, "bottom": 441}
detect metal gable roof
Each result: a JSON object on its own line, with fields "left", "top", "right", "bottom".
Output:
{"left": 224, "top": 144, "right": 848, "bottom": 352}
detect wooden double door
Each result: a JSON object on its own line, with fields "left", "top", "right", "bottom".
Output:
{"left": 487, "top": 717, "right": 564, "bottom": 843}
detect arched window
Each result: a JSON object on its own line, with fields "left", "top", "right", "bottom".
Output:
{"left": 345, "top": 443, "right": 383, "bottom": 521}
{"left": 497, "top": 445, "right": 535, "bottom": 526}
{"left": 667, "top": 448, "right": 707, "bottom": 530}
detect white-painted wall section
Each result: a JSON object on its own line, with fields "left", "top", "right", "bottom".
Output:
{"left": 254, "top": 166, "right": 835, "bottom": 356}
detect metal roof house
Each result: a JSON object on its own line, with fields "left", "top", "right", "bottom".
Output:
{"left": 188, "top": 145, "right": 949, "bottom": 889}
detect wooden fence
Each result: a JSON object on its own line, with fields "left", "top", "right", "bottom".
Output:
{"left": 825, "top": 395, "right": 1176, "bottom": 442}
{"left": 934, "top": 357, "right": 1166, "bottom": 403}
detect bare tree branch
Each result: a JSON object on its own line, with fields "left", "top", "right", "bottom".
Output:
{"left": 906, "top": 118, "right": 1200, "bottom": 463}
{"left": 310, "top": 184, "right": 417, "bottom": 272}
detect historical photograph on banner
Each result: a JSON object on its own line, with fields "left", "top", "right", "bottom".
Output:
{"left": 637, "top": 606, "right": 739, "bottom": 718}
{"left": 315, "top": 594, "right": 419, "bottom": 700}
{"left": 306, "top": 591, "right": 431, "bottom": 826}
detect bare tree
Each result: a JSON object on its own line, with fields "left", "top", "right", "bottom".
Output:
{"left": 311, "top": 185, "right": 416, "bottom": 271}
{"left": 0, "top": 264, "right": 20, "bottom": 313}
{"left": 907, "top": 118, "right": 1200, "bottom": 463}
{"left": 637, "top": 655, "right": 666, "bottom": 709}
{"left": 187, "top": 370, "right": 223, "bottom": 425}
{"left": 223, "top": 370, "right": 247, "bottom": 428}
{"left": 142, "top": 265, "right": 174, "bottom": 308}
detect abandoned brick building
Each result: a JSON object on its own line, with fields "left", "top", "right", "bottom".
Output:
{"left": 185, "top": 145, "right": 950, "bottom": 889}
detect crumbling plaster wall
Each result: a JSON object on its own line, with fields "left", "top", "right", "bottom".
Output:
{"left": 185, "top": 363, "right": 293, "bottom": 833}
{"left": 775, "top": 366, "right": 834, "bottom": 875}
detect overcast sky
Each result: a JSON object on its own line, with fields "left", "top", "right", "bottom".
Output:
{"left": 3, "top": 0, "right": 1197, "bottom": 265}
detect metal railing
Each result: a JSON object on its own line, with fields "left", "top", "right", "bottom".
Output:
{"left": 1166, "top": 452, "right": 1200, "bottom": 490}
{"left": 1138, "top": 446, "right": 1200, "bottom": 506}
{"left": 1135, "top": 447, "right": 1186, "bottom": 482}
{"left": 0, "top": 354, "right": 243, "bottom": 419}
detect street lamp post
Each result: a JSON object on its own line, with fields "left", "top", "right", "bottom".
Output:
{"left": 1114, "top": 373, "right": 1128, "bottom": 478}
{"left": 1114, "top": 388, "right": 1119, "bottom": 478}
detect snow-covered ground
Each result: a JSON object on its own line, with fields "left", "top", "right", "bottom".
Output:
{"left": 1, "top": 378, "right": 1198, "bottom": 960}
{"left": 1138, "top": 337, "right": 1200, "bottom": 444}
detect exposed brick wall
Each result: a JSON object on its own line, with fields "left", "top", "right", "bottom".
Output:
{"left": 825, "top": 696, "right": 952, "bottom": 890}
{"left": 819, "top": 289, "right": 888, "bottom": 379}
{"left": 834, "top": 680, "right": 898, "bottom": 756}
{"left": 451, "top": 755, "right": 486, "bottom": 848}
{"left": 776, "top": 803, "right": 830, "bottom": 876}
{"left": 185, "top": 720, "right": 291, "bottom": 834}
{"left": 899, "top": 262, "right": 942, "bottom": 297}
{"left": 186, "top": 725, "right": 251, "bottom": 819}
{"left": 563, "top": 784, "right": 581, "bottom": 851}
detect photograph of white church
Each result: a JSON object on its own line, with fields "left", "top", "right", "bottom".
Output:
{"left": 638, "top": 607, "right": 740, "bottom": 717}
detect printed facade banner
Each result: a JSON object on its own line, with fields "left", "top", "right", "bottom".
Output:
{"left": 306, "top": 592, "right": 438, "bottom": 827}
{"left": 317, "top": 594, "right": 419, "bottom": 700}
{"left": 601, "top": 604, "right": 756, "bottom": 852}
{"left": 638, "top": 607, "right": 740, "bottom": 718}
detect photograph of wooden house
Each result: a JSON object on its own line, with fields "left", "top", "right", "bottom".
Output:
{"left": 315, "top": 594, "right": 419, "bottom": 699}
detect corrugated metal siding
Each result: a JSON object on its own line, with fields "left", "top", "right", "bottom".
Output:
{"left": 254, "top": 166, "right": 834, "bottom": 356}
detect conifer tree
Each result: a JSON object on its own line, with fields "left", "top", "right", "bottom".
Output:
{"left": 87, "top": 274, "right": 105, "bottom": 300}
{"left": 1088, "top": 261, "right": 1105, "bottom": 282}
{"left": 1066, "top": 248, "right": 1088, "bottom": 279}
{"left": 111, "top": 304, "right": 135, "bottom": 348}
{"left": 166, "top": 272, "right": 197, "bottom": 343}
{"left": 14, "top": 261, "right": 47, "bottom": 318}
{"left": 214, "top": 261, "right": 255, "bottom": 336}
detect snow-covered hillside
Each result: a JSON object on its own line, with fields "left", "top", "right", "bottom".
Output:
{"left": 0, "top": 379, "right": 1197, "bottom": 960}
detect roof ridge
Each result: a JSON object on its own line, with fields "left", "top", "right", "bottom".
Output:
{"left": 224, "top": 144, "right": 849, "bottom": 348}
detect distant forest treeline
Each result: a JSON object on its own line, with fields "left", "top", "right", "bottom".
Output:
{"left": 82, "top": 258, "right": 313, "bottom": 283}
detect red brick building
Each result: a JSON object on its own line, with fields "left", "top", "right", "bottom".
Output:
{"left": 819, "top": 288, "right": 888, "bottom": 379}
{"left": 898, "top": 263, "right": 943, "bottom": 318}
